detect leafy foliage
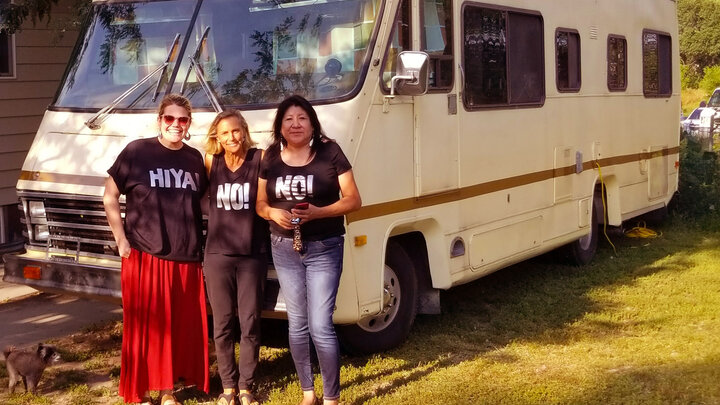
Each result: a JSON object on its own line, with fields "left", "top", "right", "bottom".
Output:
{"left": 678, "top": 0, "right": 720, "bottom": 78}
{"left": 676, "top": 138, "right": 720, "bottom": 226}
{"left": 698, "top": 65, "right": 720, "bottom": 95}
{"left": 0, "top": 0, "right": 59, "bottom": 34}
{"left": 0, "top": 0, "right": 90, "bottom": 34}
{"left": 681, "top": 63, "right": 703, "bottom": 89}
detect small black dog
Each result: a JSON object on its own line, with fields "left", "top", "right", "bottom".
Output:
{"left": 4, "top": 343, "right": 61, "bottom": 394}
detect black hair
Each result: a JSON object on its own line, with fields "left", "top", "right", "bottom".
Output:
{"left": 271, "top": 95, "right": 327, "bottom": 154}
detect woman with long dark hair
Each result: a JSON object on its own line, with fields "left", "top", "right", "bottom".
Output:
{"left": 256, "top": 95, "right": 361, "bottom": 405}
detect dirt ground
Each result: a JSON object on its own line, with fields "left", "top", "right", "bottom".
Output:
{"left": 0, "top": 320, "right": 219, "bottom": 405}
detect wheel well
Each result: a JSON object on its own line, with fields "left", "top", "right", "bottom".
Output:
{"left": 594, "top": 183, "right": 606, "bottom": 225}
{"left": 388, "top": 232, "right": 439, "bottom": 314}
{"left": 596, "top": 175, "right": 621, "bottom": 226}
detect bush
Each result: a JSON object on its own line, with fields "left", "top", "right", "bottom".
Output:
{"left": 676, "top": 138, "right": 720, "bottom": 227}
{"left": 681, "top": 64, "right": 702, "bottom": 89}
{"left": 699, "top": 65, "right": 720, "bottom": 94}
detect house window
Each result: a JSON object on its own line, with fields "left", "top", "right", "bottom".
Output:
{"left": 462, "top": 5, "right": 544, "bottom": 109}
{"left": 422, "top": 0, "right": 453, "bottom": 90}
{"left": 0, "top": 29, "right": 12, "bottom": 77}
{"left": 642, "top": 30, "right": 671, "bottom": 97}
{"left": 0, "top": 0, "right": 14, "bottom": 77}
{"left": 556, "top": 29, "right": 580, "bottom": 92}
{"left": 607, "top": 35, "right": 626, "bottom": 91}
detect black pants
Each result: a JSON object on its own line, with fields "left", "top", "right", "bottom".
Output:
{"left": 204, "top": 252, "right": 266, "bottom": 390}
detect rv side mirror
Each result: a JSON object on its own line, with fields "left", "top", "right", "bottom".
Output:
{"left": 390, "top": 51, "right": 429, "bottom": 97}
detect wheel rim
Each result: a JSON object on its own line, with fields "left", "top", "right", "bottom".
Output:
{"left": 357, "top": 264, "right": 401, "bottom": 332}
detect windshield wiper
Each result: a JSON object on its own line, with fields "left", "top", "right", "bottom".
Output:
{"left": 151, "top": 33, "right": 182, "bottom": 103}
{"left": 180, "top": 26, "right": 210, "bottom": 95}
{"left": 85, "top": 33, "right": 181, "bottom": 130}
{"left": 180, "top": 26, "right": 223, "bottom": 113}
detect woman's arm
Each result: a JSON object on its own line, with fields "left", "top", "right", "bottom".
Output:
{"left": 204, "top": 153, "right": 213, "bottom": 177}
{"left": 103, "top": 176, "right": 131, "bottom": 258}
{"left": 256, "top": 177, "right": 294, "bottom": 230}
{"left": 291, "top": 169, "right": 362, "bottom": 222}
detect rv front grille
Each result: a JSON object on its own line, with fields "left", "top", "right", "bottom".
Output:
{"left": 19, "top": 192, "right": 121, "bottom": 259}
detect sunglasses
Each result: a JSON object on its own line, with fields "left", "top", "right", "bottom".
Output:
{"left": 161, "top": 115, "right": 190, "bottom": 126}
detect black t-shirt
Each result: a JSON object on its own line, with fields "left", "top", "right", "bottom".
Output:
{"left": 107, "top": 137, "right": 208, "bottom": 262}
{"left": 260, "top": 140, "right": 352, "bottom": 240}
{"left": 206, "top": 148, "right": 268, "bottom": 255}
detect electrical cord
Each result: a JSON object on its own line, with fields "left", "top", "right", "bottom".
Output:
{"left": 595, "top": 161, "right": 618, "bottom": 256}
{"left": 624, "top": 221, "right": 661, "bottom": 238}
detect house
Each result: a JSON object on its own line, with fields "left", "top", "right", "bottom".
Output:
{"left": 0, "top": 0, "right": 78, "bottom": 251}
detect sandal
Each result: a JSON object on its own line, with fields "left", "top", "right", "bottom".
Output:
{"left": 217, "top": 392, "right": 237, "bottom": 405}
{"left": 161, "top": 393, "right": 182, "bottom": 405}
{"left": 238, "top": 392, "right": 259, "bottom": 405}
{"left": 297, "top": 396, "right": 321, "bottom": 405}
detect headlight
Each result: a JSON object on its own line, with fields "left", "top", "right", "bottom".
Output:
{"left": 34, "top": 224, "right": 49, "bottom": 241}
{"left": 28, "top": 201, "right": 46, "bottom": 218}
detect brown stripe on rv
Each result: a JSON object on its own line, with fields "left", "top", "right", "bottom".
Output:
{"left": 19, "top": 171, "right": 107, "bottom": 187}
{"left": 346, "top": 146, "right": 680, "bottom": 224}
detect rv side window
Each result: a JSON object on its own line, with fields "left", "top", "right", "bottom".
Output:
{"left": 381, "top": 0, "right": 411, "bottom": 90}
{"left": 462, "top": 6, "right": 544, "bottom": 109}
{"left": 555, "top": 29, "right": 580, "bottom": 92}
{"left": 421, "top": 0, "right": 453, "bottom": 90}
{"left": 607, "top": 35, "right": 627, "bottom": 91}
{"left": 642, "top": 30, "right": 672, "bottom": 97}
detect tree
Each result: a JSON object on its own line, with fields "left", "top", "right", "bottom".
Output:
{"left": 678, "top": 0, "right": 720, "bottom": 74}
{"left": 0, "top": 0, "right": 89, "bottom": 34}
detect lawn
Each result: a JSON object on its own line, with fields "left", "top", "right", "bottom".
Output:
{"left": 2, "top": 217, "right": 719, "bottom": 404}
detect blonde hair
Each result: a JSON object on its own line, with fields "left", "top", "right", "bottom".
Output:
{"left": 205, "top": 109, "right": 255, "bottom": 155}
{"left": 157, "top": 94, "right": 192, "bottom": 117}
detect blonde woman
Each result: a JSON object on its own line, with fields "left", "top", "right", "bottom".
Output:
{"left": 204, "top": 110, "right": 268, "bottom": 405}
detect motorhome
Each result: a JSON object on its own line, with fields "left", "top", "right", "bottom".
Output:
{"left": 3, "top": 0, "right": 679, "bottom": 354}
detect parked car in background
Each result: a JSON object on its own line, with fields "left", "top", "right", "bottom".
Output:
{"left": 682, "top": 107, "right": 706, "bottom": 136}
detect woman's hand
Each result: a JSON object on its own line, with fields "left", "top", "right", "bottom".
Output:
{"left": 291, "top": 204, "right": 316, "bottom": 224}
{"left": 269, "top": 207, "right": 294, "bottom": 230}
{"left": 117, "top": 237, "right": 131, "bottom": 258}
{"left": 103, "top": 176, "right": 132, "bottom": 259}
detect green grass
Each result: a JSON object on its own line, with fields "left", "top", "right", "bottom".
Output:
{"left": 2, "top": 217, "right": 719, "bottom": 404}
{"left": 255, "top": 217, "right": 720, "bottom": 404}
{"left": 682, "top": 88, "right": 709, "bottom": 115}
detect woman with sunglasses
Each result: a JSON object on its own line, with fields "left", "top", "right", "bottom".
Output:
{"left": 256, "top": 95, "right": 361, "bottom": 405}
{"left": 104, "top": 94, "right": 209, "bottom": 405}
{"left": 203, "top": 110, "right": 268, "bottom": 405}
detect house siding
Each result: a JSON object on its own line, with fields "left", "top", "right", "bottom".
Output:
{"left": 0, "top": 1, "right": 78, "bottom": 246}
{"left": 0, "top": 2, "right": 78, "bottom": 206}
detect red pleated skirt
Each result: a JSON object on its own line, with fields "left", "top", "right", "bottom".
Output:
{"left": 119, "top": 248, "right": 209, "bottom": 403}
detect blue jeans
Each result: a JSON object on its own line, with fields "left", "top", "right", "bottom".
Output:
{"left": 271, "top": 234, "right": 344, "bottom": 400}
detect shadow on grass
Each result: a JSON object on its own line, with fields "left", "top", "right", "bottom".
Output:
{"left": 336, "top": 217, "right": 719, "bottom": 402}
{"left": 570, "top": 355, "right": 720, "bottom": 404}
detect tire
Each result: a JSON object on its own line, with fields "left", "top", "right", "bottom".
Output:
{"left": 337, "top": 240, "right": 418, "bottom": 355}
{"left": 561, "top": 198, "right": 599, "bottom": 266}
